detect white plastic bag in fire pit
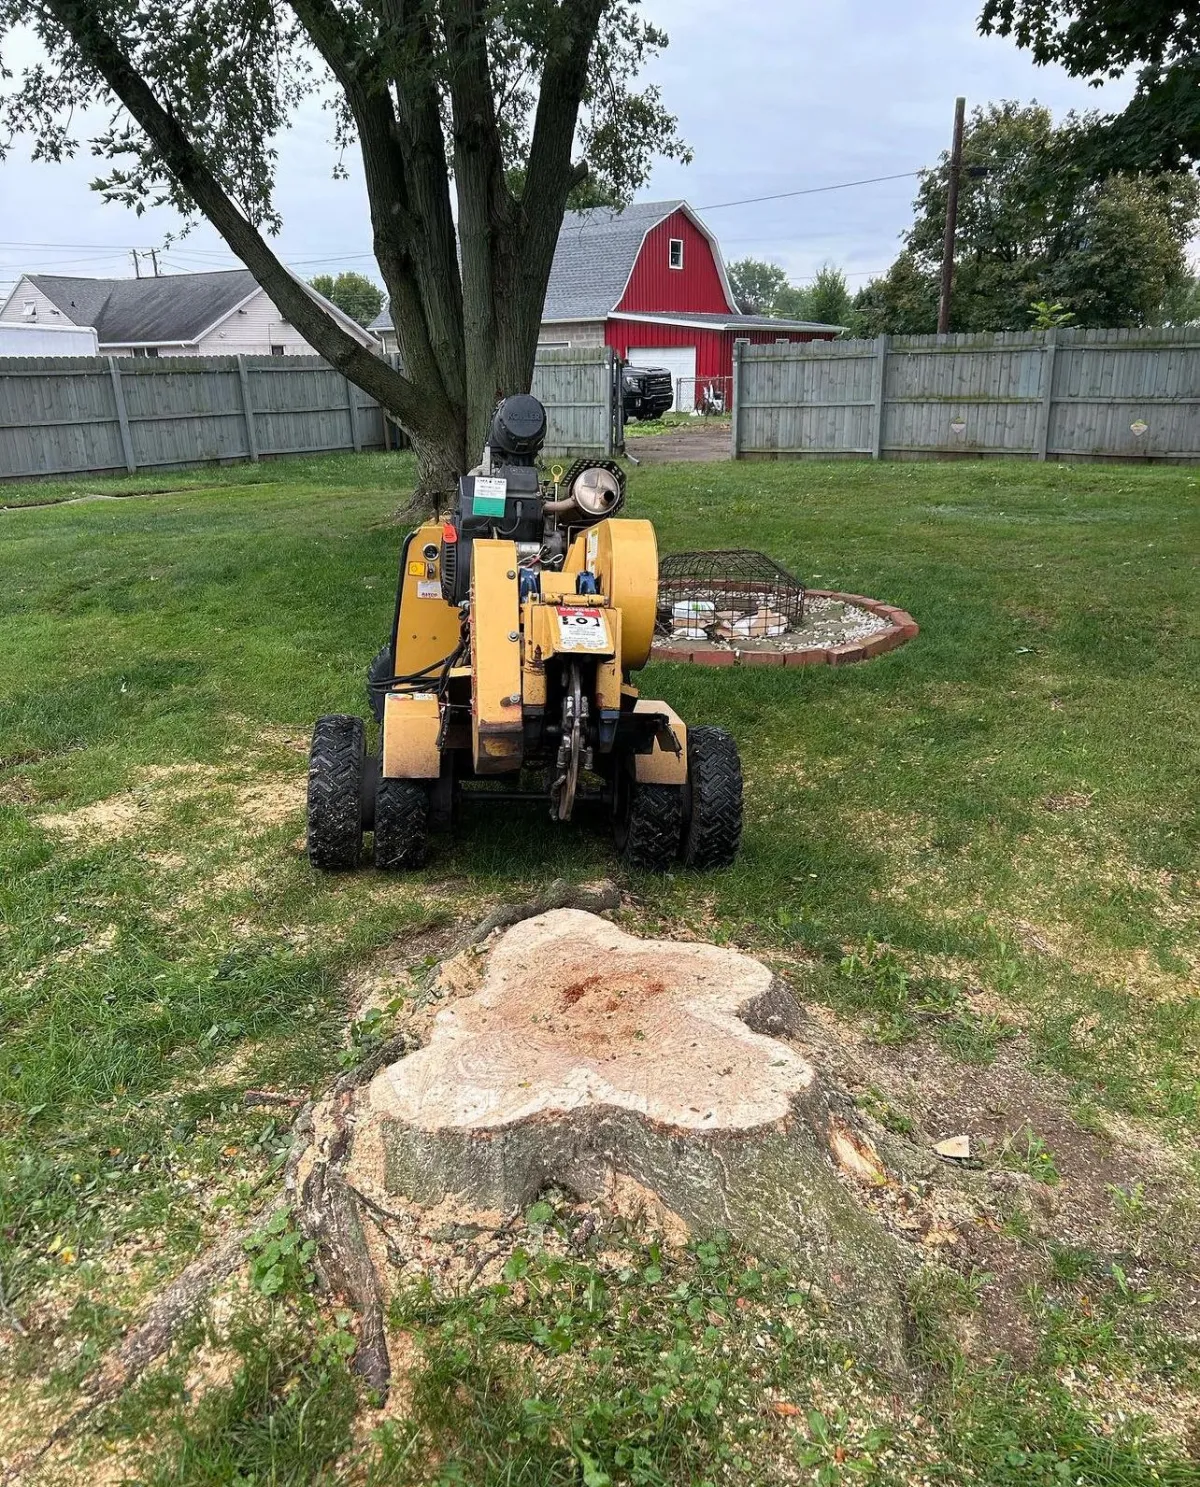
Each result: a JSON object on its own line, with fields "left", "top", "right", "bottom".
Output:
{"left": 673, "top": 600, "right": 716, "bottom": 625}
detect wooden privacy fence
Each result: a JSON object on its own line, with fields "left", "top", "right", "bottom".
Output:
{"left": 0, "top": 355, "right": 387, "bottom": 481}
{"left": 0, "top": 346, "right": 618, "bottom": 482}
{"left": 732, "top": 327, "right": 1200, "bottom": 464}
{"left": 533, "top": 346, "right": 623, "bottom": 458}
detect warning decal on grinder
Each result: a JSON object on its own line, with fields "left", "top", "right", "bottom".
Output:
{"left": 556, "top": 607, "right": 609, "bottom": 652}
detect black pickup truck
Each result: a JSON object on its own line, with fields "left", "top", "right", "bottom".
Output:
{"left": 621, "top": 364, "right": 674, "bottom": 422}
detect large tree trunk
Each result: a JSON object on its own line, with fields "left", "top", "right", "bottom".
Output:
{"left": 407, "top": 427, "right": 470, "bottom": 511}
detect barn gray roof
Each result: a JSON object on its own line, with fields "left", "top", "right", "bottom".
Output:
{"left": 29, "top": 269, "right": 259, "bottom": 344}
{"left": 543, "top": 199, "right": 685, "bottom": 320}
{"left": 369, "top": 199, "right": 698, "bottom": 334}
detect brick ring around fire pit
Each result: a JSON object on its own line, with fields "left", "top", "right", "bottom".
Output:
{"left": 651, "top": 590, "right": 919, "bottom": 669}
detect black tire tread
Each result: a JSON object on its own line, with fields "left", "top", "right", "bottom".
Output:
{"left": 621, "top": 782, "right": 683, "bottom": 871}
{"left": 682, "top": 726, "right": 743, "bottom": 869}
{"left": 374, "top": 778, "right": 429, "bottom": 870}
{"left": 307, "top": 714, "right": 365, "bottom": 870}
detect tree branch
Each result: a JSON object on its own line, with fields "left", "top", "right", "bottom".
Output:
{"left": 381, "top": 0, "right": 473, "bottom": 418}
{"left": 42, "top": 0, "right": 429, "bottom": 427}
{"left": 285, "top": 0, "right": 466, "bottom": 419}
{"left": 502, "top": 0, "right": 607, "bottom": 377}
{"left": 444, "top": 0, "right": 515, "bottom": 447}
{"left": 522, "top": 1, "right": 607, "bottom": 222}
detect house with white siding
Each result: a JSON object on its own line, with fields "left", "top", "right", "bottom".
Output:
{"left": 0, "top": 269, "right": 378, "bottom": 357}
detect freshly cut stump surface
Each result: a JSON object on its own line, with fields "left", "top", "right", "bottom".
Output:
{"left": 364, "top": 909, "right": 907, "bottom": 1370}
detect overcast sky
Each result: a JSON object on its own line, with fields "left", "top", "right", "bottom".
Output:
{"left": 0, "top": 0, "right": 1140, "bottom": 303}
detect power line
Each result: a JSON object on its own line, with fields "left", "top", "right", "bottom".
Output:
{"left": 0, "top": 239, "right": 160, "bottom": 251}
{"left": 0, "top": 166, "right": 924, "bottom": 263}
{"left": 0, "top": 167, "right": 920, "bottom": 279}
{"left": 695, "top": 170, "right": 921, "bottom": 212}
{"left": 0, "top": 251, "right": 160, "bottom": 272}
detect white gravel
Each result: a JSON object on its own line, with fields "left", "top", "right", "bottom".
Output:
{"left": 654, "top": 596, "right": 894, "bottom": 655}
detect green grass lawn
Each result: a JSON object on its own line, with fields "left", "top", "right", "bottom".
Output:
{"left": 1, "top": 450, "right": 1198, "bottom": 1484}
{"left": 624, "top": 410, "right": 731, "bottom": 438}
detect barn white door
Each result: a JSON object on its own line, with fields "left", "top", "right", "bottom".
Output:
{"left": 626, "top": 345, "right": 697, "bottom": 411}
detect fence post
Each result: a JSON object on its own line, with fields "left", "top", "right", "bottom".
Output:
{"left": 1035, "top": 329, "right": 1057, "bottom": 461}
{"left": 343, "top": 375, "right": 362, "bottom": 452}
{"left": 236, "top": 355, "right": 259, "bottom": 462}
{"left": 870, "top": 334, "right": 889, "bottom": 460}
{"left": 604, "top": 347, "right": 618, "bottom": 457}
{"left": 730, "top": 338, "right": 748, "bottom": 460}
{"left": 107, "top": 357, "right": 136, "bottom": 474}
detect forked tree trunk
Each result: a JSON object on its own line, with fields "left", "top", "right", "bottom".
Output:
{"left": 44, "top": 0, "right": 610, "bottom": 510}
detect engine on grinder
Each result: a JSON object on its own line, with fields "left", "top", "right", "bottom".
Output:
{"left": 439, "top": 393, "right": 625, "bottom": 607}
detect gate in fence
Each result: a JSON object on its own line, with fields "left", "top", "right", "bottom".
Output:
{"left": 532, "top": 346, "right": 623, "bottom": 457}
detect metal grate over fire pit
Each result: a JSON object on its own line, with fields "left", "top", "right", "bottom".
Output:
{"left": 656, "top": 550, "right": 805, "bottom": 639}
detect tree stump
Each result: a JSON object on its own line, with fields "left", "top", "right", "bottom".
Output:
{"left": 362, "top": 908, "right": 909, "bottom": 1371}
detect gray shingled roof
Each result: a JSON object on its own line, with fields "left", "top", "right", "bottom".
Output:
{"left": 612, "top": 310, "right": 845, "bottom": 332}
{"left": 30, "top": 269, "right": 259, "bottom": 344}
{"left": 543, "top": 200, "right": 684, "bottom": 320}
{"left": 368, "top": 199, "right": 692, "bottom": 334}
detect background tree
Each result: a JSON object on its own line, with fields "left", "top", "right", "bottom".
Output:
{"left": 850, "top": 252, "right": 940, "bottom": 337}
{"left": 727, "top": 258, "right": 789, "bottom": 315}
{"left": 0, "top": 1, "right": 688, "bottom": 500}
{"left": 978, "top": 0, "right": 1200, "bottom": 169}
{"left": 777, "top": 264, "right": 852, "bottom": 328}
{"left": 852, "top": 102, "right": 1199, "bottom": 333}
{"left": 309, "top": 271, "right": 385, "bottom": 328}
{"left": 1159, "top": 272, "right": 1200, "bottom": 327}
{"left": 505, "top": 165, "right": 622, "bottom": 211}
{"left": 728, "top": 257, "right": 854, "bottom": 328}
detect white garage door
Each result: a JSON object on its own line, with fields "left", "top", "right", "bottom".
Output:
{"left": 626, "top": 345, "right": 697, "bottom": 411}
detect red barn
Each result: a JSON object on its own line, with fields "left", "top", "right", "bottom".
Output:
{"left": 537, "top": 200, "right": 841, "bottom": 409}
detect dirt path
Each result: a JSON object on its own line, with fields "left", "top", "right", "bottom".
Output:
{"left": 626, "top": 423, "right": 731, "bottom": 463}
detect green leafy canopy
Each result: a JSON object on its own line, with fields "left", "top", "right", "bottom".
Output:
{"left": 0, "top": 1, "right": 686, "bottom": 228}
{"left": 727, "top": 259, "right": 853, "bottom": 330}
{"left": 852, "top": 102, "right": 1199, "bottom": 334}
{"left": 978, "top": 0, "right": 1200, "bottom": 168}
{"left": 728, "top": 258, "right": 790, "bottom": 316}
{"left": 309, "top": 271, "right": 384, "bottom": 327}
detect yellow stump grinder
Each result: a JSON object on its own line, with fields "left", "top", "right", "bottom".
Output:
{"left": 306, "top": 394, "right": 743, "bottom": 872}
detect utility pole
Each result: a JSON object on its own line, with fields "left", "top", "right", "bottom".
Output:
{"left": 149, "top": 248, "right": 160, "bottom": 277}
{"left": 131, "top": 248, "right": 141, "bottom": 279}
{"left": 937, "top": 95, "right": 965, "bottom": 335}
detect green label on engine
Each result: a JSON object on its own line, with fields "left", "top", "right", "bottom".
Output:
{"left": 472, "top": 476, "right": 508, "bottom": 516}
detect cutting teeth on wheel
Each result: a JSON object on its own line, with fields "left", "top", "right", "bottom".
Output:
{"left": 554, "top": 659, "right": 585, "bottom": 822}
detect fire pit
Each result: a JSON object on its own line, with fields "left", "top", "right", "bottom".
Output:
{"left": 652, "top": 551, "right": 918, "bottom": 668}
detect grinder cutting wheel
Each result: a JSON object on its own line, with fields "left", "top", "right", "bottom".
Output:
{"left": 306, "top": 393, "right": 743, "bottom": 871}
